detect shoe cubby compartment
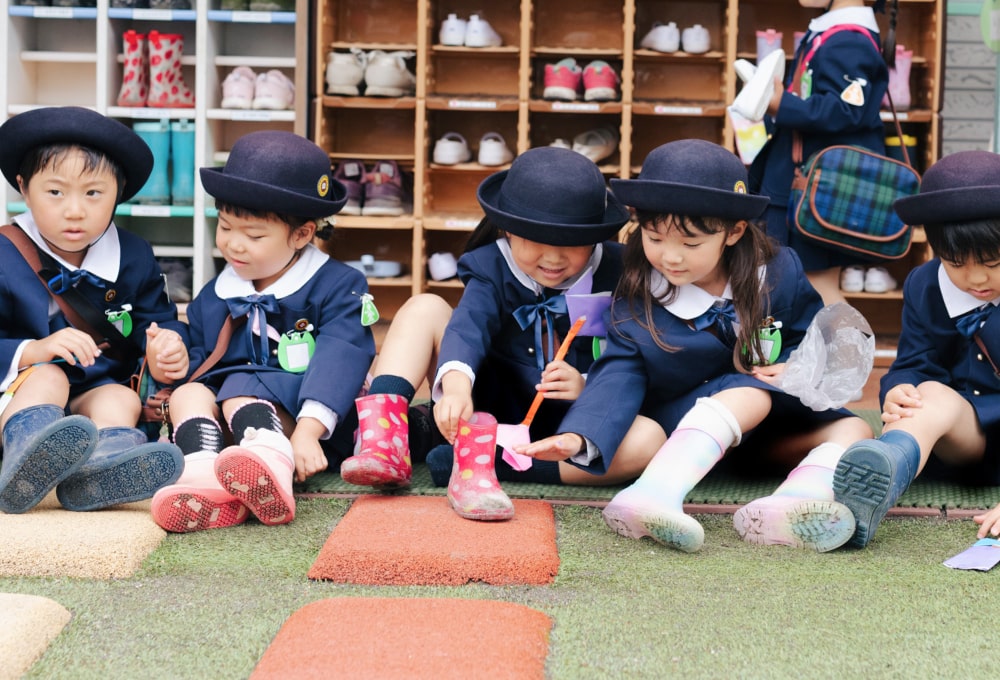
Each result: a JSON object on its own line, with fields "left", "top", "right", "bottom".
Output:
{"left": 5, "top": 13, "right": 97, "bottom": 109}
{"left": 631, "top": 57, "right": 725, "bottom": 107}
{"left": 427, "top": 52, "right": 520, "bottom": 99}
{"left": 319, "top": 0, "right": 417, "bottom": 47}
{"left": 422, "top": 165, "right": 491, "bottom": 225}
{"left": 629, "top": 114, "right": 724, "bottom": 170}
{"left": 427, "top": 108, "right": 518, "bottom": 167}
{"left": 206, "top": 17, "right": 297, "bottom": 106}
{"left": 108, "top": 17, "right": 197, "bottom": 112}
{"left": 733, "top": 1, "right": 816, "bottom": 58}
{"left": 879, "top": 1, "right": 940, "bottom": 113}
{"left": 532, "top": 0, "right": 625, "bottom": 51}
{"left": 527, "top": 111, "right": 622, "bottom": 172}
{"left": 316, "top": 106, "right": 416, "bottom": 162}
{"left": 635, "top": 0, "right": 726, "bottom": 55}
{"left": 430, "top": 2, "right": 520, "bottom": 47}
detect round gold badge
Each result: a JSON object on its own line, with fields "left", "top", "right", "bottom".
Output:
{"left": 318, "top": 175, "right": 330, "bottom": 197}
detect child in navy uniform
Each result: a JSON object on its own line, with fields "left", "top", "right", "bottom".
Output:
{"left": 753, "top": 0, "right": 890, "bottom": 304}
{"left": 0, "top": 106, "right": 187, "bottom": 514}
{"left": 151, "top": 131, "right": 374, "bottom": 533}
{"left": 835, "top": 151, "right": 1000, "bottom": 547}
{"left": 339, "top": 147, "right": 665, "bottom": 521}
{"left": 521, "top": 140, "right": 873, "bottom": 552}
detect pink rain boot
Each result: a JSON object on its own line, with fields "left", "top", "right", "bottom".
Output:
{"left": 147, "top": 30, "right": 195, "bottom": 108}
{"left": 755, "top": 29, "right": 782, "bottom": 63}
{"left": 882, "top": 44, "right": 912, "bottom": 111}
{"left": 116, "top": 30, "right": 148, "bottom": 107}
{"left": 447, "top": 412, "right": 514, "bottom": 521}
{"left": 151, "top": 454, "right": 249, "bottom": 533}
{"left": 340, "top": 393, "right": 412, "bottom": 489}
{"left": 215, "top": 428, "right": 296, "bottom": 526}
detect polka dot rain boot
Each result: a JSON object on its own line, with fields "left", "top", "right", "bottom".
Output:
{"left": 339, "top": 393, "right": 412, "bottom": 489}
{"left": 447, "top": 412, "right": 514, "bottom": 521}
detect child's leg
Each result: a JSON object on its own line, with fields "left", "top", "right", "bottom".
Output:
{"left": 835, "top": 381, "right": 977, "bottom": 548}
{"left": 0, "top": 364, "right": 96, "bottom": 514}
{"left": 734, "top": 416, "right": 871, "bottom": 552}
{"left": 215, "top": 398, "right": 296, "bottom": 526}
{"left": 58, "top": 384, "right": 183, "bottom": 511}
{"left": 151, "top": 382, "right": 249, "bottom": 532}
{"left": 604, "top": 389, "right": 769, "bottom": 552}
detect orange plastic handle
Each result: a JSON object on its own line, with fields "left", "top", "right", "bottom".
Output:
{"left": 521, "top": 315, "right": 587, "bottom": 427}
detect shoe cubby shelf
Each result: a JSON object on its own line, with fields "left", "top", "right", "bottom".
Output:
{"left": 1, "top": 0, "right": 310, "bottom": 299}
{"left": 312, "top": 0, "right": 943, "bottom": 325}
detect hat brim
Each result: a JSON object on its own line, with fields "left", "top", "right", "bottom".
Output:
{"left": 477, "top": 170, "right": 630, "bottom": 246}
{"left": 200, "top": 167, "right": 348, "bottom": 218}
{"left": 0, "top": 107, "right": 153, "bottom": 203}
{"left": 611, "top": 179, "right": 769, "bottom": 220}
{"left": 894, "top": 186, "right": 1000, "bottom": 225}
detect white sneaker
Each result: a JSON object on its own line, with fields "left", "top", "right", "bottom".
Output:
{"left": 681, "top": 24, "right": 711, "bottom": 54}
{"left": 439, "top": 13, "right": 467, "bottom": 46}
{"left": 428, "top": 252, "right": 458, "bottom": 281}
{"left": 864, "top": 267, "right": 897, "bottom": 294}
{"left": 364, "top": 50, "right": 416, "bottom": 97}
{"left": 640, "top": 21, "right": 680, "bottom": 53}
{"left": 572, "top": 127, "right": 619, "bottom": 164}
{"left": 730, "top": 48, "right": 784, "bottom": 121}
{"left": 325, "top": 48, "right": 367, "bottom": 96}
{"left": 464, "top": 14, "right": 502, "bottom": 47}
{"left": 221, "top": 66, "right": 256, "bottom": 109}
{"left": 840, "top": 265, "right": 865, "bottom": 293}
{"left": 734, "top": 58, "right": 757, "bottom": 84}
{"left": 433, "top": 132, "right": 472, "bottom": 165}
{"left": 478, "top": 132, "right": 514, "bottom": 166}
{"left": 549, "top": 138, "right": 572, "bottom": 149}
{"left": 252, "top": 70, "right": 295, "bottom": 110}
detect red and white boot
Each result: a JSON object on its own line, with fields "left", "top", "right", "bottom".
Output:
{"left": 340, "top": 393, "right": 412, "bottom": 489}
{"left": 151, "top": 453, "right": 249, "bottom": 533}
{"left": 147, "top": 30, "right": 195, "bottom": 108}
{"left": 116, "top": 30, "right": 148, "bottom": 107}
{"left": 215, "top": 428, "right": 295, "bottom": 526}
{"left": 447, "top": 412, "right": 514, "bottom": 521}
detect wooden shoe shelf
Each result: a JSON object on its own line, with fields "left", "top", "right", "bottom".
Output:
{"left": 315, "top": 0, "right": 943, "bottom": 331}
{"left": 1, "top": 0, "right": 310, "bottom": 302}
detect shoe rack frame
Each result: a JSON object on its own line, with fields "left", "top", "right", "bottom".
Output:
{"left": 314, "top": 0, "right": 943, "bottom": 333}
{"left": 1, "top": 0, "right": 310, "bottom": 305}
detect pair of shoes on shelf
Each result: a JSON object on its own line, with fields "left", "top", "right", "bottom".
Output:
{"left": 129, "top": 118, "right": 195, "bottom": 206}
{"left": 570, "top": 127, "right": 620, "bottom": 164}
{"left": 333, "top": 159, "right": 410, "bottom": 217}
{"left": 841, "top": 266, "right": 897, "bottom": 294}
{"left": 439, "top": 13, "right": 502, "bottom": 47}
{"left": 433, "top": 132, "right": 514, "bottom": 167}
{"left": 544, "top": 59, "right": 620, "bottom": 102}
{"left": 639, "top": 22, "right": 711, "bottom": 54}
{"left": 116, "top": 30, "right": 194, "bottom": 108}
{"left": 221, "top": 66, "right": 294, "bottom": 110}
{"left": 325, "top": 48, "right": 416, "bottom": 97}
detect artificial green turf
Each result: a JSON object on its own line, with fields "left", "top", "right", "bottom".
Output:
{"left": 4, "top": 498, "right": 1000, "bottom": 679}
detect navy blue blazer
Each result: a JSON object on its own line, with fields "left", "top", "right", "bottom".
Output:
{"left": 437, "top": 241, "right": 624, "bottom": 439}
{"left": 558, "top": 247, "right": 851, "bottom": 473}
{"left": 882, "top": 259, "right": 1000, "bottom": 431}
{"left": 0, "top": 223, "right": 183, "bottom": 395}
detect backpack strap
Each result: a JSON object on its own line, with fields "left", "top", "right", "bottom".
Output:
{"left": 790, "top": 24, "right": 881, "bottom": 93}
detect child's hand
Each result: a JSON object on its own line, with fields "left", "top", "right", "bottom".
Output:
{"left": 766, "top": 76, "right": 783, "bottom": 117}
{"left": 537, "top": 360, "right": 585, "bottom": 401}
{"left": 433, "top": 393, "right": 474, "bottom": 444}
{"left": 514, "top": 433, "right": 583, "bottom": 462}
{"left": 290, "top": 425, "right": 328, "bottom": 482}
{"left": 882, "top": 383, "right": 921, "bottom": 424}
{"left": 973, "top": 502, "right": 1000, "bottom": 538}
{"left": 146, "top": 323, "right": 189, "bottom": 382}
{"left": 750, "top": 362, "right": 785, "bottom": 383}
{"left": 23, "top": 328, "right": 101, "bottom": 368}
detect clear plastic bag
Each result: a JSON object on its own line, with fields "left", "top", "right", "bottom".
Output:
{"left": 777, "top": 302, "right": 875, "bottom": 411}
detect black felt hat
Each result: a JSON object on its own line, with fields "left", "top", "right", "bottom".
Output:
{"left": 477, "top": 146, "right": 629, "bottom": 246}
{"left": 200, "top": 130, "right": 347, "bottom": 218}
{"left": 894, "top": 150, "right": 1000, "bottom": 225}
{"left": 0, "top": 106, "right": 153, "bottom": 203}
{"left": 611, "top": 139, "right": 769, "bottom": 220}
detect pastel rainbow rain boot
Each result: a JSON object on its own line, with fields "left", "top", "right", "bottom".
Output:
{"left": 116, "top": 30, "right": 148, "bottom": 107}
{"left": 340, "top": 393, "right": 412, "bottom": 489}
{"left": 447, "top": 412, "right": 514, "bottom": 521}
{"left": 215, "top": 427, "right": 296, "bottom": 526}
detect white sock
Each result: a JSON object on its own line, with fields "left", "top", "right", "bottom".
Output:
{"left": 771, "top": 442, "right": 845, "bottom": 501}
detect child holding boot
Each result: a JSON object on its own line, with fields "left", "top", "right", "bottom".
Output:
{"left": 338, "top": 147, "right": 666, "bottom": 520}
{"left": 0, "top": 106, "right": 187, "bottom": 514}
{"left": 834, "top": 150, "right": 1000, "bottom": 547}
{"left": 151, "top": 130, "right": 373, "bottom": 533}
{"left": 521, "top": 140, "right": 872, "bottom": 552}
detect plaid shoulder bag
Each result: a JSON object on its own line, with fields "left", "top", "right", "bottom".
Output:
{"left": 787, "top": 23, "right": 920, "bottom": 261}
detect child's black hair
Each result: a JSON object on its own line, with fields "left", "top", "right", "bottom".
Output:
{"left": 924, "top": 219, "right": 1000, "bottom": 265}
{"left": 464, "top": 217, "right": 500, "bottom": 253}
{"left": 17, "top": 143, "right": 128, "bottom": 202}
{"left": 214, "top": 201, "right": 332, "bottom": 240}
{"left": 616, "top": 210, "right": 776, "bottom": 371}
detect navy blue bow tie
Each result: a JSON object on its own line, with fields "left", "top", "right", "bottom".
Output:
{"left": 47, "top": 267, "right": 107, "bottom": 294}
{"left": 226, "top": 294, "right": 280, "bottom": 364}
{"left": 955, "top": 305, "right": 995, "bottom": 339}
{"left": 513, "top": 293, "right": 568, "bottom": 370}
{"left": 692, "top": 300, "right": 737, "bottom": 344}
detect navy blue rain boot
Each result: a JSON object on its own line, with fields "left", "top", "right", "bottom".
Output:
{"left": 833, "top": 430, "right": 921, "bottom": 548}
{"left": 56, "top": 427, "right": 184, "bottom": 511}
{"left": 0, "top": 405, "right": 97, "bottom": 514}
